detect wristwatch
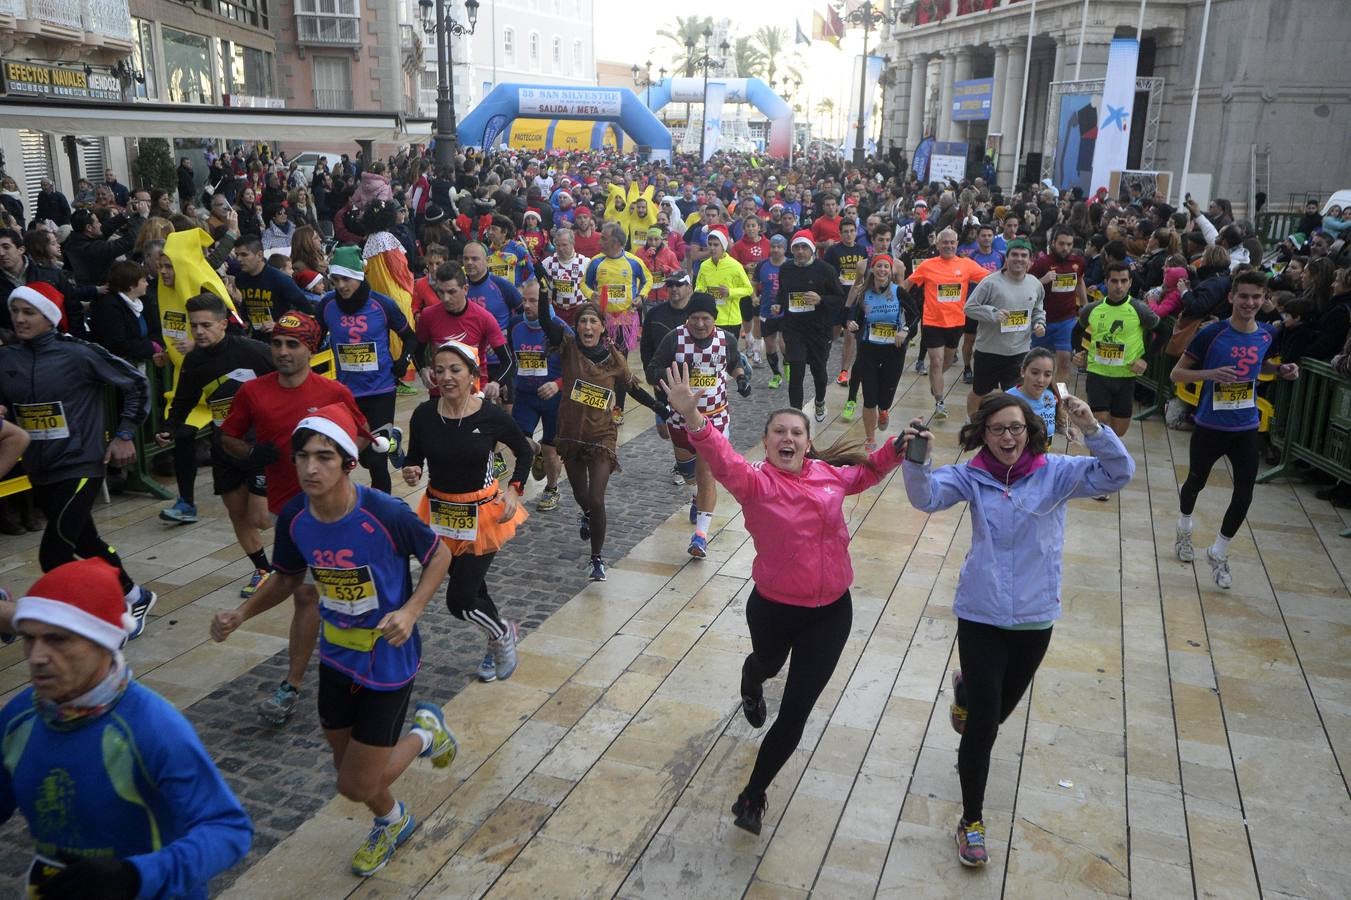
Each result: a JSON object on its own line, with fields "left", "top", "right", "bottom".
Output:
{"left": 115, "top": 429, "right": 135, "bottom": 441}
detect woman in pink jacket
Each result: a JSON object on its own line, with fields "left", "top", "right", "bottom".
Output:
{"left": 659, "top": 361, "right": 905, "bottom": 836}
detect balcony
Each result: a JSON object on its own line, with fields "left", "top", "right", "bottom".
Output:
{"left": 296, "top": 13, "right": 361, "bottom": 45}
{"left": 313, "top": 87, "right": 354, "bottom": 108}
{"left": 82, "top": 0, "right": 134, "bottom": 48}
{"left": 17, "top": 0, "right": 83, "bottom": 36}
{"left": 13, "top": 0, "right": 132, "bottom": 49}
{"left": 0, "top": 0, "right": 22, "bottom": 25}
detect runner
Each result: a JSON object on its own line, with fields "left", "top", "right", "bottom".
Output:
{"left": 509, "top": 279, "right": 570, "bottom": 511}
{"left": 411, "top": 262, "right": 513, "bottom": 401}
{"left": 211, "top": 404, "right": 457, "bottom": 878}
{"left": 656, "top": 361, "right": 902, "bottom": 836}
{"left": 233, "top": 237, "right": 314, "bottom": 337}
{"left": 729, "top": 215, "right": 771, "bottom": 365}
{"left": 582, "top": 221, "right": 651, "bottom": 425}
{"left": 536, "top": 294, "right": 669, "bottom": 581}
{"left": 3, "top": 558, "right": 252, "bottom": 897}
{"left": 1074, "top": 262, "right": 1159, "bottom": 437}
{"left": 220, "top": 312, "right": 375, "bottom": 726}
{"left": 571, "top": 205, "right": 602, "bottom": 259}
{"left": 540, "top": 227, "right": 592, "bottom": 328}
{"left": 1006, "top": 348, "right": 1072, "bottom": 448}
{"left": 959, "top": 224, "right": 1007, "bottom": 384}
{"left": 484, "top": 215, "right": 534, "bottom": 286}
{"left": 901, "top": 391, "right": 1134, "bottom": 867}
{"left": 845, "top": 255, "right": 912, "bottom": 451}
{"left": 901, "top": 228, "right": 993, "bottom": 420}
{"left": 155, "top": 292, "right": 276, "bottom": 597}
{"left": 318, "top": 246, "right": 416, "bottom": 494}
{"left": 962, "top": 237, "right": 1045, "bottom": 418}
{"left": 640, "top": 271, "right": 695, "bottom": 486}
{"left": 693, "top": 227, "right": 752, "bottom": 348}
{"left": 0, "top": 283, "right": 158, "bottom": 639}
{"left": 646, "top": 293, "right": 750, "bottom": 558}
{"left": 1171, "top": 270, "right": 1299, "bottom": 589}
{"left": 755, "top": 234, "right": 789, "bottom": 388}
{"left": 460, "top": 244, "right": 523, "bottom": 405}
{"left": 1029, "top": 226, "right": 1088, "bottom": 385}
{"left": 824, "top": 218, "right": 869, "bottom": 397}
{"left": 402, "top": 340, "right": 531, "bottom": 681}
{"left": 776, "top": 230, "right": 844, "bottom": 422}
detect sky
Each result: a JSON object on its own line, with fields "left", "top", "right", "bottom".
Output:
{"left": 593, "top": 0, "right": 876, "bottom": 140}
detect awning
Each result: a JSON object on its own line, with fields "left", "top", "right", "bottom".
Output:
{"left": 0, "top": 98, "right": 435, "bottom": 144}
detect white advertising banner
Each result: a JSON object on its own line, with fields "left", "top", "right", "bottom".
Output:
{"left": 702, "top": 80, "right": 727, "bottom": 162}
{"left": 516, "top": 88, "right": 622, "bottom": 118}
{"left": 842, "top": 55, "right": 885, "bottom": 157}
{"left": 1089, "top": 38, "right": 1139, "bottom": 195}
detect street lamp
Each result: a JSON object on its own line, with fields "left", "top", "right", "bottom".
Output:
{"left": 840, "top": 0, "right": 897, "bottom": 166}
{"left": 419, "top": 0, "right": 480, "bottom": 167}
{"left": 632, "top": 60, "right": 664, "bottom": 110}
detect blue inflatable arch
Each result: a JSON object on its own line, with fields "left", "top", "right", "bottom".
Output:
{"left": 645, "top": 77, "right": 794, "bottom": 159}
{"left": 458, "top": 84, "right": 673, "bottom": 161}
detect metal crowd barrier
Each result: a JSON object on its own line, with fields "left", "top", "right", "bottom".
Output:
{"left": 1132, "top": 316, "right": 1177, "bottom": 422}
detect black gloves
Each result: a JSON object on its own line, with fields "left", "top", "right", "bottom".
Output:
{"left": 248, "top": 442, "right": 280, "bottom": 467}
{"left": 44, "top": 857, "right": 141, "bottom": 899}
{"left": 736, "top": 373, "right": 752, "bottom": 398}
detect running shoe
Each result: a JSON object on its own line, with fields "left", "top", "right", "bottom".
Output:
{"left": 158, "top": 498, "right": 197, "bottom": 524}
{"left": 413, "top": 701, "right": 458, "bottom": 769}
{"left": 731, "top": 791, "right": 767, "bottom": 835}
{"left": 351, "top": 807, "right": 418, "bottom": 877}
{"left": 578, "top": 511, "right": 590, "bottom": 540}
{"left": 612, "top": 406, "right": 625, "bottom": 426}
{"left": 1206, "top": 547, "right": 1232, "bottom": 589}
{"left": 258, "top": 680, "right": 299, "bottom": 726}
{"left": 1174, "top": 528, "right": 1194, "bottom": 562}
{"left": 864, "top": 440, "right": 878, "bottom": 453}
{"left": 530, "top": 446, "right": 546, "bottom": 481}
{"left": 961, "top": 366, "right": 974, "bottom": 385}
{"left": 741, "top": 690, "right": 767, "bottom": 729}
{"left": 955, "top": 818, "right": 988, "bottom": 867}
{"left": 537, "top": 486, "right": 560, "bottom": 511}
{"left": 387, "top": 426, "right": 406, "bottom": 469}
{"left": 914, "top": 358, "right": 927, "bottom": 375}
{"left": 878, "top": 410, "right": 890, "bottom": 431}
{"left": 128, "top": 588, "right": 156, "bottom": 640}
{"left": 240, "top": 568, "right": 271, "bottom": 599}
{"left": 933, "top": 400, "right": 948, "bottom": 420}
{"left": 950, "top": 670, "right": 967, "bottom": 735}
{"left": 767, "top": 373, "right": 783, "bottom": 389}
{"left": 836, "top": 369, "right": 849, "bottom": 386}
{"left": 841, "top": 400, "right": 857, "bottom": 423}
{"left": 395, "top": 380, "right": 419, "bottom": 396}
{"left": 491, "top": 451, "right": 508, "bottom": 480}
{"left": 476, "top": 649, "right": 498, "bottom": 683}
{"left": 752, "top": 350, "right": 763, "bottom": 367}
{"left": 689, "top": 497, "right": 698, "bottom": 526}
{"left": 688, "top": 532, "right": 708, "bottom": 559}
{"left": 671, "top": 463, "right": 686, "bottom": 485}
{"left": 491, "top": 620, "right": 520, "bottom": 680}
{"left": 814, "top": 401, "right": 826, "bottom": 423}
{"left": 588, "top": 556, "right": 607, "bottom": 581}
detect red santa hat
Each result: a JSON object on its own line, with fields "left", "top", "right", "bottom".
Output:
{"left": 790, "top": 229, "right": 816, "bottom": 251}
{"left": 523, "top": 208, "right": 542, "bottom": 223}
{"left": 294, "top": 402, "right": 389, "bottom": 459}
{"left": 556, "top": 190, "right": 574, "bottom": 205}
{"left": 13, "top": 559, "right": 135, "bottom": 652}
{"left": 705, "top": 226, "right": 730, "bottom": 247}
{"left": 7, "top": 282, "right": 66, "bottom": 330}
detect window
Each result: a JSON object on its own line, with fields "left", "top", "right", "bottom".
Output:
{"left": 132, "top": 18, "right": 159, "bottom": 100}
{"left": 312, "top": 56, "right": 352, "bottom": 108}
{"left": 572, "top": 40, "right": 582, "bottom": 74}
{"left": 529, "top": 32, "right": 539, "bottom": 69}
{"left": 295, "top": 0, "right": 361, "bottom": 46}
{"left": 227, "top": 43, "right": 275, "bottom": 98}
{"left": 552, "top": 36, "right": 561, "bottom": 70}
{"left": 19, "top": 131, "right": 54, "bottom": 208}
{"left": 162, "top": 26, "right": 213, "bottom": 104}
{"left": 503, "top": 27, "right": 515, "bottom": 64}
{"left": 215, "top": 0, "right": 269, "bottom": 30}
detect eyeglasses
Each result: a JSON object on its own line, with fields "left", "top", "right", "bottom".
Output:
{"left": 985, "top": 423, "right": 1027, "bottom": 436}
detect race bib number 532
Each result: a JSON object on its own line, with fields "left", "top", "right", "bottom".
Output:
{"left": 312, "top": 565, "right": 379, "bottom": 616}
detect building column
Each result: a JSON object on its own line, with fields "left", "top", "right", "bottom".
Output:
{"left": 989, "top": 42, "right": 1010, "bottom": 151}
{"left": 906, "top": 54, "right": 928, "bottom": 152}
{"left": 936, "top": 52, "right": 957, "bottom": 142}
{"left": 998, "top": 39, "right": 1027, "bottom": 189}
{"left": 951, "top": 48, "right": 974, "bottom": 146}
{"left": 889, "top": 62, "right": 913, "bottom": 152}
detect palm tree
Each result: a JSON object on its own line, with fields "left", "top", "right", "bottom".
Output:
{"left": 753, "top": 26, "right": 789, "bottom": 85}
{"left": 655, "top": 16, "right": 714, "bottom": 77}
{"left": 816, "top": 98, "right": 835, "bottom": 138}
{"left": 732, "top": 36, "right": 766, "bottom": 79}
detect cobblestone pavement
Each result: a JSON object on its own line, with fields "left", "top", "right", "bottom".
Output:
{"left": 0, "top": 346, "right": 843, "bottom": 894}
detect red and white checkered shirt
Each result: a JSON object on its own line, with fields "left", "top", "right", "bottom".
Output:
{"left": 541, "top": 253, "right": 591, "bottom": 311}
{"left": 670, "top": 325, "right": 730, "bottom": 432}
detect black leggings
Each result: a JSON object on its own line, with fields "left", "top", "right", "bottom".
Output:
{"left": 855, "top": 343, "right": 906, "bottom": 410}
{"left": 564, "top": 454, "right": 613, "bottom": 558}
{"left": 173, "top": 435, "right": 198, "bottom": 503}
{"left": 741, "top": 587, "right": 852, "bottom": 798}
{"left": 785, "top": 334, "right": 830, "bottom": 410}
{"left": 956, "top": 618, "right": 1052, "bottom": 823}
{"left": 1179, "top": 425, "right": 1260, "bottom": 540}
{"left": 33, "top": 477, "right": 135, "bottom": 593}
{"left": 444, "top": 551, "right": 506, "bottom": 640}
{"left": 355, "top": 391, "right": 395, "bottom": 494}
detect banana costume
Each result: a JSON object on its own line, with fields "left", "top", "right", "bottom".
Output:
{"left": 603, "top": 182, "right": 658, "bottom": 250}
{"left": 157, "top": 228, "right": 240, "bottom": 428}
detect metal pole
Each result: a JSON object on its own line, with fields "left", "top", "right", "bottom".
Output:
{"left": 1074, "top": 0, "right": 1089, "bottom": 80}
{"left": 1010, "top": 0, "right": 1036, "bottom": 189}
{"left": 433, "top": 0, "right": 455, "bottom": 166}
{"left": 699, "top": 35, "right": 709, "bottom": 161}
{"left": 1178, "top": 0, "right": 1211, "bottom": 204}
{"left": 1136, "top": 0, "right": 1148, "bottom": 41}
{"left": 853, "top": 7, "right": 871, "bottom": 166}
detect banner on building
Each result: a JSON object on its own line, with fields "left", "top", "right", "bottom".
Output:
{"left": 1, "top": 59, "right": 121, "bottom": 101}
{"left": 929, "top": 141, "right": 969, "bottom": 183}
{"left": 1052, "top": 92, "right": 1098, "bottom": 195}
{"left": 517, "top": 87, "right": 622, "bottom": 118}
{"left": 911, "top": 135, "right": 936, "bottom": 181}
{"left": 702, "top": 80, "right": 726, "bottom": 162}
{"left": 950, "top": 78, "right": 994, "bottom": 121}
{"left": 1089, "top": 38, "right": 1139, "bottom": 194}
{"left": 842, "top": 55, "right": 885, "bottom": 157}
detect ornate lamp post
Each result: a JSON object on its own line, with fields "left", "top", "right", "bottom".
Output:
{"left": 839, "top": 0, "right": 898, "bottom": 166}
{"left": 419, "top": 0, "right": 480, "bottom": 167}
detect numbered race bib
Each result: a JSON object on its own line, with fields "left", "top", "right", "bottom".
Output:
{"left": 1094, "top": 340, "right": 1126, "bottom": 366}
{"left": 312, "top": 565, "right": 379, "bottom": 616}
{"left": 788, "top": 291, "right": 813, "bottom": 313}
{"left": 489, "top": 262, "right": 512, "bottom": 279}
{"left": 337, "top": 342, "right": 378, "bottom": 372}
{"left": 244, "top": 297, "right": 273, "bottom": 329}
{"left": 517, "top": 350, "right": 548, "bottom": 377}
{"left": 867, "top": 322, "right": 898, "bottom": 345}
{"left": 1001, "top": 310, "right": 1031, "bottom": 333}
{"left": 15, "top": 402, "right": 69, "bottom": 440}
{"left": 208, "top": 397, "right": 234, "bottom": 428}
{"left": 840, "top": 270, "right": 857, "bottom": 287}
{"left": 688, "top": 368, "right": 719, "bottom": 389}
{"left": 552, "top": 277, "right": 574, "bottom": 297}
{"left": 1052, "top": 272, "right": 1078, "bottom": 292}
{"left": 27, "top": 854, "right": 63, "bottom": 898}
{"left": 937, "top": 283, "right": 963, "bottom": 303}
{"left": 602, "top": 282, "right": 631, "bottom": 312}
{"left": 429, "top": 498, "right": 478, "bottom": 540}
{"left": 1212, "top": 381, "right": 1256, "bottom": 410}
{"left": 570, "top": 379, "right": 614, "bottom": 410}
{"left": 162, "top": 309, "right": 187, "bottom": 343}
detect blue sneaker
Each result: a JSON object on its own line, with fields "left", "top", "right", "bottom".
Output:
{"left": 688, "top": 533, "right": 708, "bottom": 559}
{"left": 476, "top": 647, "right": 498, "bottom": 683}
{"left": 412, "top": 701, "right": 458, "bottom": 768}
{"left": 158, "top": 498, "right": 197, "bottom": 524}
{"left": 240, "top": 568, "right": 271, "bottom": 599}
{"left": 387, "top": 426, "right": 406, "bottom": 469}
{"left": 588, "top": 556, "right": 607, "bottom": 581}
{"left": 127, "top": 588, "right": 156, "bottom": 640}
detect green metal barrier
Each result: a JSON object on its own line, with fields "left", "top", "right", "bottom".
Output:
{"left": 113, "top": 361, "right": 178, "bottom": 501}
{"left": 1256, "top": 358, "right": 1351, "bottom": 538}
{"left": 1133, "top": 317, "right": 1177, "bottom": 421}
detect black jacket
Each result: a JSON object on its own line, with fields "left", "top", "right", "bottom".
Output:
{"left": 1310, "top": 293, "right": 1351, "bottom": 362}
{"left": 177, "top": 164, "right": 197, "bottom": 200}
{"left": 776, "top": 258, "right": 845, "bottom": 338}
{"left": 65, "top": 220, "right": 141, "bottom": 286}
{"left": 35, "top": 190, "right": 71, "bottom": 226}
{"left": 90, "top": 292, "right": 164, "bottom": 363}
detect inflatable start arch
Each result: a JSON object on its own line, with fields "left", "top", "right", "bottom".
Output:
{"left": 645, "top": 77, "right": 794, "bottom": 160}
{"left": 458, "top": 84, "right": 672, "bottom": 161}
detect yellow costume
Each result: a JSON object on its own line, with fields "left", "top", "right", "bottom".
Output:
{"left": 158, "top": 229, "right": 239, "bottom": 428}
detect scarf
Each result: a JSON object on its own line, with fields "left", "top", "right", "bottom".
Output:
{"left": 119, "top": 291, "right": 144, "bottom": 317}
{"left": 36, "top": 654, "right": 131, "bottom": 730}
{"left": 969, "top": 445, "right": 1047, "bottom": 489}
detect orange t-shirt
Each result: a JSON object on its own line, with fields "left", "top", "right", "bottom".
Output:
{"left": 909, "top": 256, "right": 993, "bottom": 328}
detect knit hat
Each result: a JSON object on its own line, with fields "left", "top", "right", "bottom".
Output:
{"left": 574, "top": 204, "right": 593, "bottom": 217}
{"left": 8, "top": 282, "right": 65, "bottom": 329}
{"left": 647, "top": 226, "right": 664, "bottom": 239}
{"left": 294, "top": 401, "right": 389, "bottom": 459}
{"left": 435, "top": 338, "right": 480, "bottom": 373}
{"left": 706, "top": 227, "right": 730, "bottom": 247}
{"left": 1006, "top": 238, "right": 1034, "bottom": 252}
{"left": 329, "top": 246, "right": 364, "bottom": 281}
{"left": 424, "top": 205, "right": 446, "bottom": 224}
{"left": 272, "top": 311, "right": 322, "bottom": 351}
{"left": 769, "top": 233, "right": 788, "bottom": 247}
{"left": 13, "top": 559, "right": 135, "bottom": 652}
{"left": 790, "top": 229, "right": 816, "bottom": 251}
{"left": 686, "top": 292, "right": 717, "bottom": 318}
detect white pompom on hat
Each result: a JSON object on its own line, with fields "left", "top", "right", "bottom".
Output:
{"left": 295, "top": 402, "right": 389, "bottom": 458}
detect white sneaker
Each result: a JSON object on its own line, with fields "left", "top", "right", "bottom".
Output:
{"left": 933, "top": 400, "right": 949, "bottom": 420}
{"left": 814, "top": 402, "right": 826, "bottom": 423}
{"left": 1175, "top": 528, "right": 1194, "bottom": 562}
{"left": 1206, "top": 547, "right": 1231, "bottom": 589}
